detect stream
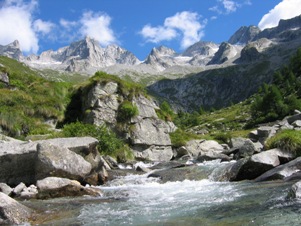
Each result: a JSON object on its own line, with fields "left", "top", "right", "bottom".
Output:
{"left": 25, "top": 162, "right": 301, "bottom": 226}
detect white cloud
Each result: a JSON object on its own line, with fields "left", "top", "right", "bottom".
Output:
{"left": 258, "top": 0, "right": 301, "bottom": 30}
{"left": 0, "top": 0, "right": 39, "bottom": 53}
{"left": 59, "top": 19, "right": 78, "bottom": 30}
{"left": 33, "top": 19, "right": 55, "bottom": 35}
{"left": 140, "top": 11, "right": 206, "bottom": 49}
{"left": 79, "top": 11, "right": 117, "bottom": 46}
{"left": 140, "top": 25, "right": 177, "bottom": 43}
{"left": 209, "top": 0, "right": 251, "bottom": 14}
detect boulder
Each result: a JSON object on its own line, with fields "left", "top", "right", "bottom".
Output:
{"left": 12, "top": 182, "right": 27, "bottom": 197}
{"left": 20, "top": 185, "right": 38, "bottom": 199}
{"left": 132, "top": 145, "right": 173, "bottom": 162}
{"left": 287, "top": 181, "right": 301, "bottom": 199}
{"left": 287, "top": 113, "right": 301, "bottom": 124}
{"left": 0, "top": 183, "right": 12, "bottom": 196}
{"left": 255, "top": 156, "right": 301, "bottom": 182}
{"left": 35, "top": 142, "right": 92, "bottom": 183}
{"left": 185, "top": 140, "right": 224, "bottom": 157}
{"left": 197, "top": 151, "right": 231, "bottom": 163}
{"left": 210, "top": 149, "right": 291, "bottom": 181}
{"left": 173, "top": 146, "right": 191, "bottom": 159}
{"left": 235, "top": 139, "right": 261, "bottom": 159}
{"left": 36, "top": 177, "right": 102, "bottom": 199}
{"left": 148, "top": 165, "right": 210, "bottom": 183}
{"left": 0, "top": 142, "right": 37, "bottom": 186}
{"left": 0, "top": 192, "right": 33, "bottom": 225}
{"left": 257, "top": 126, "right": 277, "bottom": 144}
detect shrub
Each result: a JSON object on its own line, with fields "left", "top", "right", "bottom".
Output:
{"left": 60, "top": 121, "right": 129, "bottom": 158}
{"left": 169, "top": 129, "right": 199, "bottom": 148}
{"left": 265, "top": 130, "right": 301, "bottom": 156}
{"left": 117, "top": 101, "right": 138, "bottom": 123}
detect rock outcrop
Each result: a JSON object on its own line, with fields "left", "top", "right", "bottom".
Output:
{"left": 81, "top": 80, "right": 176, "bottom": 162}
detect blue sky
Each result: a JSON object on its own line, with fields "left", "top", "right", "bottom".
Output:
{"left": 0, "top": 0, "right": 301, "bottom": 60}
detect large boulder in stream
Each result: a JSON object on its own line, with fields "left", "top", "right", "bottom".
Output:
{"left": 0, "top": 137, "right": 105, "bottom": 186}
{"left": 211, "top": 149, "right": 293, "bottom": 181}
{"left": 0, "top": 192, "right": 33, "bottom": 225}
{"left": 35, "top": 142, "right": 92, "bottom": 183}
{"left": 185, "top": 140, "right": 225, "bottom": 157}
{"left": 255, "top": 156, "right": 301, "bottom": 182}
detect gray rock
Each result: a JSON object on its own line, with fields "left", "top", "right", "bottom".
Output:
{"left": 174, "top": 146, "right": 190, "bottom": 159}
{"left": 228, "top": 26, "right": 261, "bottom": 45}
{"left": 287, "top": 181, "right": 301, "bottom": 199}
{"left": 197, "top": 151, "right": 231, "bottom": 163}
{"left": 132, "top": 145, "right": 173, "bottom": 162}
{"left": 185, "top": 140, "right": 224, "bottom": 157}
{"left": 20, "top": 185, "right": 38, "bottom": 199}
{"left": 235, "top": 139, "right": 260, "bottom": 159}
{"left": 0, "top": 192, "right": 33, "bottom": 225}
{"left": 255, "top": 156, "right": 301, "bottom": 182}
{"left": 292, "top": 120, "right": 301, "bottom": 127}
{"left": 36, "top": 142, "right": 92, "bottom": 182}
{"left": 0, "top": 142, "right": 37, "bottom": 186}
{"left": 287, "top": 113, "right": 301, "bottom": 124}
{"left": 132, "top": 95, "right": 158, "bottom": 119}
{"left": 0, "top": 183, "right": 12, "bottom": 196}
{"left": 12, "top": 182, "right": 27, "bottom": 197}
{"left": 36, "top": 177, "right": 102, "bottom": 199}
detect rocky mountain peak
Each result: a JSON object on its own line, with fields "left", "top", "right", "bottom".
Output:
{"left": 0, "top": 40, "right": 23, "bottom": 60}
{"left": 228, "top": 25, "right": 261, "bottom": 45}
{"left": 150, "top": 46, "right": 177, "bottom": 57}
{"left": 182, "top": 41, "right": 219, "bottom": 57}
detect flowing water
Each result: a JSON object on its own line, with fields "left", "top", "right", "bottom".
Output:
{"left": 26, "top": 162, "right": 301, "bottom": 226}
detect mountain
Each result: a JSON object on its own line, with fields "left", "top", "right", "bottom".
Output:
{"left": 25, "top": 37, "right": 140, "bottom": 74}
{"left": 148, "top": 15, "right": 301, "bottom": 111}
{"left": 0, "top": 40, "right": 22, "bottom": 60}
{"left": 1, "top": 14, "right": 301, "bottom": 111}
{"left": 228, "top": 26, "right": 261, "bottom": 45}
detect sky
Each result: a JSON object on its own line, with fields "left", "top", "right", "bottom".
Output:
{"left": 0, "top": 0, "right": 301, "bottom": 60}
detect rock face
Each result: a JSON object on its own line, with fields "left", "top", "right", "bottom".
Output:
{"left": 0, "top": 192, "right": 33, "bottom": 225}
{"left": 208, "top": 42, "right": 241, "bottom": 65}
{"left": 228, "top": 26, "right": 261, "bottom": 45}
{"left": 81, "top": 81, "right": 176, "bottom": 162}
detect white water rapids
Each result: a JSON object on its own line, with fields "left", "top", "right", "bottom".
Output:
{"left": 26, "top": 161, "right": 301, "bottom": 225}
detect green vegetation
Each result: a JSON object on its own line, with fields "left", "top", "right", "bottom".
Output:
{"left": 248, "top": 48, "right": 301, "bottom": 126}
{"left": 117, "top": 101, "right": 139, "bottom": 123}
{"left": 0, "top": 57, "right": 72, "bottom": 137}
{"left": 59, "top": 121, "right": 132, "bottom": 159}
{"left": 266, "top": 130, "right": 301, "bottom": 156}
{"left": 156, "top": 101, "right": 175, "bottom": 121}
{"left": 169, "top": 129, "right": 200, "bottom": 148}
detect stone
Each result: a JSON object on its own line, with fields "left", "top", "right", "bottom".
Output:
{"left": 132, "top": 145, "right": 173, "bottom": 162}
{"left": 12, "top": 182, "right": 27, "bottom": 197}
{"left": 36, "top": 177, "right": 102, "bottom": 199}
{"left": 255, "top": 156, "right": 301, "bottom": 182}
{"left": 132, "top": 95, "right": 159, "bottom": 120}
{"left": 235, "top": 139, "right": 260, "bottom": 159}
{"left": 292, "top": 120, "right": 301, "bottom": 127}
{"left": 174, "top": 146, "right": 190, "bottom": 159}
{"left": 0, "top": 192, "right": 33, "bottom": 225}
{"left": 0, "top": 142, "right": 37, "bottom": 186}
{"left": 287, "top": 181, "right": 301, "bottom": 199}
{"left": 0, "top": 183, "right": 12, "bottom": 196}
{"left": 35, "top": 142, "right": 92, "bottom": 182}
{"left": 287, "top": 113, "right": 301, "bottom": 124}
{"left": 197, "top": 151, "right": 231, "bottom": 163}
{"left": 185, "top": 139, "right": 224, "bottom": 157}
{"left": 20, "top": 185, "right": 38, "bottom": 199}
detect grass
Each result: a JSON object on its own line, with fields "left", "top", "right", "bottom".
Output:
{"left": 0, "top": 57, "right": 72, "bottom": 137}
{"left": 265, "top": 130, "right": 301, "bottom": 156}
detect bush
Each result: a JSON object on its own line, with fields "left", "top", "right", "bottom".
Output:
{"left": 265, "top": 130, "right": 301, "bottom": 156}
{"left": 61, "top": 121, "right": 128, "bottom": 158}
{"left": 169, "top": 129, "right": 199, "bottom": 148}
{"left": 117, "top": 101, "right": 138, "bottom": 123}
